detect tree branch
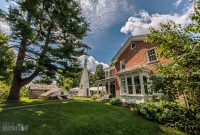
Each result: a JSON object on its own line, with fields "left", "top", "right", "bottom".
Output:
{"left": 21, "top": 70, "right": 40, "bottom": 86}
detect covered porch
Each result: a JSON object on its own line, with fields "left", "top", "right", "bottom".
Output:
{"left": 95, "top": 77, "right": 116, "bottom": 98}
{"left": 117, "top": 65, "right": 153, "bottom": 103}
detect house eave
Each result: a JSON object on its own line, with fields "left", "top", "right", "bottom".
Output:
{"left": 112, "top": 35, "right": 147, "bottom": 62}
{"left": 117, "top": 65, "right": 152, "bottom": 76}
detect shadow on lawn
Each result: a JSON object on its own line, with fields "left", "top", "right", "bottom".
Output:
{"left": 0, "top": 98, "right": 64, "bottom": 110}
{"left": 0, "top": 102, "right": 186, "bottom": 135}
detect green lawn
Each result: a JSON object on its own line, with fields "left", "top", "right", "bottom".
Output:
{"left": 0, "top": 102, "right": 186, "bottom": 135}
{"left": 0, "top": 98, "right": 64, "bottom": 109}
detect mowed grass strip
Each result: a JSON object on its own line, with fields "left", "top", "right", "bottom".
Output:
{"left": 0, "top": 102, "right": 186, "bottom": 135}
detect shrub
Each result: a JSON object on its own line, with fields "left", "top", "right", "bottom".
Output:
{"left": 137, "top": 100, "right": 200, "bottom": 134}
{"left": 91, "top": 94, "right": 100, "bottom": 101}
{"left": 20, "top": 87, "right": 29, "bottom": 98}
{"left": 121, "top": 102, "right": 138, "bottom": 109}
{"left": 0, "top": 81, "right": 10, "bottom": 100}
{"left": 110, "top": 98, "right": 122, "bottom": 106}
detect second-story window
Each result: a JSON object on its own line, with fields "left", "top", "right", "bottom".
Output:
{"left": 120, "top": 60, "right": 125, "bottom": 70}
{"left": 147, "top": 48, "right": 158, "bottom": 63}
{"left": 131, "top": 42, "right": 136, "bottom": 49}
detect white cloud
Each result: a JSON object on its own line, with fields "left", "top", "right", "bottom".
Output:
{"left": 173, "top": 0, "right": 183, "bottom": 7}
{"left": 77, "top": 0, "right": 134, "bottom": 35}
{"left": 78, "top": 55, "right": 109, "bottom": 73}
{"left": 0, "top": 20, "right": 10, "bottom": 34}
{"left": 120, "top": 5, "right": 193, "bottom": 36}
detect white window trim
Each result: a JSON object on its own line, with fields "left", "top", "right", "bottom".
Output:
{"left": 120, "top": 76, "right": 126, "bottom": 95}
{"left": 126, "top": 76, "right": 134, "bottom": 95}
{"left": 134, "top": 75, "right": 142, "bottom": 95}
{"left": 120, "top": 72, "right": 151, "bottom": 97}
{"left": 146, "top": 47, "right": 159, "bottom": 63}
{"left": 130, "top": 42, "right": 136, "bottom": 49}
{"left": 120, "top": 59, "right": 125, "bottom": 70}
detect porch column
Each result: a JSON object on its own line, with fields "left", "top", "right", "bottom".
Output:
{"left": 139, "top": 74, "right": 145, "bottom": 95}
{"left": 97, "top": 84, "right": 99, "bottom": 94}
{"left": 108, "top": 81, "right": 111, "bottom": 94}
{"left": 125, "top": 76, "right": 128, "bottom": 96}
{"left": 102, "top": 83, "right": 104, "bottom": 96}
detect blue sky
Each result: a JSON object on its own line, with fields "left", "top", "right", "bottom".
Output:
{"left": 0, "top": 0, "right": 193, "bottom": 71}
{"left": 78, "top": 0, "right": 192, "bottom": 65}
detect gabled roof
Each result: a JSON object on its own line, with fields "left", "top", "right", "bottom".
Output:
{"left": 30, "top": 84, "right": 58, "bottom": 91}
{"left": 41, "top": 89, "right": 60, "bottom": 97}
{"left": 49, "top": 90, "right": 70, "bottom": 97}
{"left": 112, "top": 35, "right": 147, "bottom": 62}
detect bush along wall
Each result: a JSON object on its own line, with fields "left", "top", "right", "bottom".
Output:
{"left": 109, "top": 98, "right": 123, "bottom": 106}
{"left": 137, "top": 100, "right": 200, "bottom": 135}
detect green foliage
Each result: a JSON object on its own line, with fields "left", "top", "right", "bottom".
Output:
{"left": 146, "top": 4, "right": 200, "bottom": 107}
{"left": 91, "top": 94, "right": 100, "bottom": 101}
{"left": 0, "top": 33, "right": 15, "bottom": 84}
{"left": 89, "top": 64, "right": 105, "bottom": 86}
{"left": 137, "top": 100, "right": 200, "bottom": 134}
{"left": 109, "top": 97, "right": 123, "bottom": 106}
{"left": 57, "top": 75, "right": 73, "bottom": 91}
{"left": 149, "top": 74, "right": 180, "bottom": 101}
{"left": 0, "top": 80, "right": 29, "bottom": 100}
{"left": 95, "top": 64, "right": 105, "bottom": 80}
{"left": 20, "top": 87, "right": 29, "bottom": 98}
{"left": 4, "top": 0, "right": 90, "bottom": 100}
{"left": 0, "top": 80, "right": 10, "bottom": 100}
{"left": 33, "top": 74, "right": 54, "bottom": 85}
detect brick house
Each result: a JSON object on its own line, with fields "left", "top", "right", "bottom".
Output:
{"left": 95, "top": 35, "right": 170, "bottom": 103}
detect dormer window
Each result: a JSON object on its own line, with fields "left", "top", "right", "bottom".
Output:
{"left": 131, "top": 42, "right": 136, "bottom": 49}
{"left": 147, "top": 48, "right": 158, "bottom": 63}
{"left": 120, "top": 60, "right": 125, "bottom": 70}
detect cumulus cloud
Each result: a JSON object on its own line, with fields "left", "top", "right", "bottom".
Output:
{"left": 173, "top": 0, "right": 183, "bottom": 7}
{"left": 77, "top": 0, "right": 134, "bottom": 35}
{"left": 79, "top": 55, "right": 109, "bottom": 73}
{"left": 120, "top": 5, "right": 193, "bottom": 36}
{"left": 0, "top": 20, "right": 10, "bottom": 34}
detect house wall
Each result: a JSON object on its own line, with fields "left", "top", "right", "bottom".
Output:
{"left": 30, "top": 90, "right": 46, "bottom": 98}
{"left": 114, "top": 40, "right": 170, "bottom": 97}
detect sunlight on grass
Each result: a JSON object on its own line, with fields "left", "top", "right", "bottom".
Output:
{"left": 104, "top": 102, "right": 111, "bottom": 105}
{"left": 35, "top": 111, "right": 45, "bottom": 116}
{"left": 159, "top": 126, "right": 187, "bottom": 135}
{"left": 20, "top": 97, "right": 44, "bottom": 103}
{"left": 0, "top": 102, "right": 185, "bottom": 135}
{"left": 72, "top": 96, "right": 92, "bottom": 101}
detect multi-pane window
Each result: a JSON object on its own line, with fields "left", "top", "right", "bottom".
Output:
{"left": 143, "top": 76, "right": 148, "bottom": 94}
{"left": 134, "top": 76, "right": 141, "bottom": 94}
{"left": 121, "top": 77, "right": 126, "bottom": 94}
{"left": 147, "top": 48, "right": 158, "bottom": 63}
{"left": 120, "top": 60, "right": 125, "bottom": 70}
{"left": 127, "top": 77, "right": 133, "bottom": 94}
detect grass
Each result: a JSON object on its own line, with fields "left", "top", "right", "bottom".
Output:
{"left": 0, "top": 97, "right": 63, "bottom": 109}
{"left": 72, "top": 96, "right": 92, "bottom": 101}
{"left": 0, "top": 102, "right": 186, "bottom": 135}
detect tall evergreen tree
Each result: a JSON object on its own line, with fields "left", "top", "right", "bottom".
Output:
{"left": 33, "top": 74, "right": 53, "bottom": 85}
{"left": 0, "top": 32, "right": 15, "bottom": 84}
{"left": 95, "top": 64, "right": 105, "bottom": 80}
{"left": 5, "top": 0, "right": 89, "bottom": 100}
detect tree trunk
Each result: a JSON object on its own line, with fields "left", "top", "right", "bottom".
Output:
{"left": 7, "top": 40, "right": 26, "bottom": 101}
{"left": 7, "top": 74, "right": 22, "bottom": 101}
